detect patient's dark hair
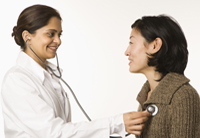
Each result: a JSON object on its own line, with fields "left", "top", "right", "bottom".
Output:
{"left": 131, "top": 15, "right": 188, "bottom": 80}
{"left": 12, "top": 4, "right": 62, "bottom": 51}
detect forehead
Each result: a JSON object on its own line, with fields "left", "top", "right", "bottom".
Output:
{"left": 130, "top": 28, "right": 142, "bottom": 38}
{"left": 36, "top": 17, "right": 62, "bottom": 33}
{"left": 45, "top": 17, "right": 62, "bottom": 30}
{"left": 130, "top": 28, "right": 147, "bottom": 42}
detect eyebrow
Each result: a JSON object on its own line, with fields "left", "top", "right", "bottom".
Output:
{"left": 47, "top": 29, "right": 63, "bottom": 33}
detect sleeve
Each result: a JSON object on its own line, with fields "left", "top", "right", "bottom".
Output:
{"left": 171, "top": 85, "right": 200, "bottom": 138}
{"left": 1, "top": 72, "right": 126, "bottom": 138}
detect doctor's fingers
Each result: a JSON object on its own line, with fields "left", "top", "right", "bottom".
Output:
{"left": 132, "top": 116, "right": 149, "bottom": 124}
{"left": 125, "top": 123, "right": 145, "bottom": 135}
{"left": 124, "top": 116, "right": 148, "bottom": 128}
{"left": 124, "top": 110, "right": 150, "bottom": 120}
{"left": 123, "top": 112, "right": 149, "bottom": 125}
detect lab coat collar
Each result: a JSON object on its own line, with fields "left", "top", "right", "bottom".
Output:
{"left": 16, "top": 51, "right": 62, "bottom": 83}
{"left": 136, "top": 72, "right": 190, "bottom": 108}
{"left": 46, "top": 61, "right": 63, "bottom": 80}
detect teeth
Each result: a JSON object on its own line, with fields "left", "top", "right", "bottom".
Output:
{"left": 49, "top": 46, "right": 57, "bottom": 49}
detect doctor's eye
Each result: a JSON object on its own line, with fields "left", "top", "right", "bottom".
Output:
{"left": 47, "top": 32, "right": 55, "bottom": 37}
{"left": 58, "top": 33, "right": 62, "bottom": 37}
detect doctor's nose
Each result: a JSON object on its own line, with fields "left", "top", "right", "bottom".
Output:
{"left": 53, "top": 36, "right": 61, "bottom": 46}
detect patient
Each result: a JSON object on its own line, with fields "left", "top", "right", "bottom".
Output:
{"left": 124, "top": 15, "right": 200, "bottom": 138}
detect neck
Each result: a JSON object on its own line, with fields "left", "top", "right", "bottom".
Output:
{"left": 36, "top": 59, "right": 47, "bottom": 70}
{"left": 143, "top": 69, "right": 162, "bottom": 92}
{"left": 24, "top": 49, "right": 47, "bottom": 70}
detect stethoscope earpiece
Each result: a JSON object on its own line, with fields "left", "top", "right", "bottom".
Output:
{"left": 147, "top": 104, "right": 158, "bottom": 116}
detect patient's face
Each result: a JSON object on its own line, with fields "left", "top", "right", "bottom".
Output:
{"left": 124, "top": 28, "right": 149, "bottom": 74}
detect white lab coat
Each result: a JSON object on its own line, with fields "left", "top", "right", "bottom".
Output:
{"left": 1, "top": 51, "right": 125, "bottom": 138}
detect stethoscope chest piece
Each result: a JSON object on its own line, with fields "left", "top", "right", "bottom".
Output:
{"left": 147, "top": 104, "right": 158, "bottom": 116}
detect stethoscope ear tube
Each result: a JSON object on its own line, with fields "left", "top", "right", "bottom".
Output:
{"left": 26, "top": 40, "right": 62, "bottom": 78}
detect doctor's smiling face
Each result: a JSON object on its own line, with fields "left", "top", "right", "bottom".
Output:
{"left": 125, "top": 28, "right": 150, "bottom": 74}
{"left": 24, "top": 17, "right": 62, "bottom": 62}
{"left": 12, "top": 5, "right": 62, "bottom": 69}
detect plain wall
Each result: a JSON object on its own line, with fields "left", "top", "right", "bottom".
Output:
{"left": 0, "top": 0, "right": 199, "bottom": 137}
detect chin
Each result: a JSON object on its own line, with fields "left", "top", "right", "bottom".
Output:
{"left": 129, "top": 69, "right": 137, "bottom": 73}
{"left": 129, "top": 68, "right": 142, "bottom": 73}
{"left": 48, "top": 53, "right": 57, "bottom": 59}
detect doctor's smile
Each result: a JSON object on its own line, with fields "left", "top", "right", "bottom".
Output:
{"left": 47, "top": 45, "right": 59, "bottom": 52}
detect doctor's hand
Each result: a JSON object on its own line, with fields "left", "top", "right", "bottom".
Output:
{"left": 123, "top": 110, "right": 150, "bottom": 135}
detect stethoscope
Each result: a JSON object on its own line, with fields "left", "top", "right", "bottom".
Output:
{"left": 26, "top": 40, "right": 158, "bottom": 138}
{"left": 147, "top": 104, "right": 158, "bottom": 116}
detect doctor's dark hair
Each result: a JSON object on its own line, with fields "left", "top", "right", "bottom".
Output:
{"left": 131, "top": 15, "right": 188, "bottom": 80}
{"left": 12, "top": 4, "right": 62, "bottom": 50}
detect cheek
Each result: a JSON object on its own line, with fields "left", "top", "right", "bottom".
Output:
{"left": 131, "top": 47, "right": 146, "bottom": 59}
{"left": 40, "top": 36, "right": 53, "bottom": 46}
{"left": 31, "top": 39, "right": 51, "bottom": 52}
{"left": 130, "top": 49, "right": 148, "bottom": 69}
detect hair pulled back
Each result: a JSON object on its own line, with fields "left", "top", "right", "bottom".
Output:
{"left": 12, "top": 4, "right": 62, "bottom": 50}
{"left": 131, "top": 15, "right": 188, "bottom": 80}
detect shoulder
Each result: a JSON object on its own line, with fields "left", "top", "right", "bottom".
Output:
{"left": 172, "top": 83, "right": 200, "bottom": 104}
{"left": 2, "top": 65, "right": 37, "bottom": 91}
{"left": 161, "top": 73, "right": 199, "bottom": 103}
{"left": 3, "top": 65, "right": 31, "bottom": 82}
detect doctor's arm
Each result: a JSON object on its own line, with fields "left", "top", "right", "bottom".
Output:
{"left": 1, "top": 72, "right": 126, "bottom": 138}
{"left": 1, "top": 72, "right": 149, "bottom": 138}
{"left": 171, "top": 88, "right": 200, "bottom": 138}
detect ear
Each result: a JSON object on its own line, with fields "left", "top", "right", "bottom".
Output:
{"left": 22, "top": 30, "right": 31, "bottom": 42}
{"left": 148, "top": 37, "right": 162, "bottom": 54}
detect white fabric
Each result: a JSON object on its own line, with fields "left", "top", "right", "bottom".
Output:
{"left": 1, "top": 51, "right": 126, "bottom": 138}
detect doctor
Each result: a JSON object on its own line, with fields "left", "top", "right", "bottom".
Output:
{"left": 1, "top": 4, "right": 150, "bottom": 138}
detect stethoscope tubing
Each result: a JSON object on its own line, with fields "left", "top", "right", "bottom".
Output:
{"left": 60, "top": 77, "right": 92, "bottom": 121}
{"left": 26, "top": 40, "right": 91, "bottom": 121}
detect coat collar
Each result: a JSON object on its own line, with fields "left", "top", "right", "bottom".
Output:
{"left": 137, "top": 73, "right": 190, "bottom": 108}
{"left": 16, "top": 51, "right": 62, "bottom": 83}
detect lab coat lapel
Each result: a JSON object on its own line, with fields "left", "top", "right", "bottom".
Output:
{"left": 17, "top": 51, "right": 68, "bottom": 121}
{"left": 63, "top": 90, "right": 71, "bottom": 122}
{"left": 42, "top": 75, "right": 67, "bottom": 121}
{"left": 46, "top": 62, "right": 71, "bottom": 122}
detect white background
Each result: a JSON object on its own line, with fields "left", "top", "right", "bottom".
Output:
{"left": 0, "top": 0, "right": 200, "bottom": 137}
